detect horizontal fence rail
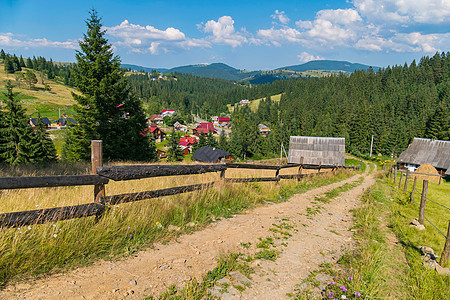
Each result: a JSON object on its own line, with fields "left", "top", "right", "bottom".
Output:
{"left": 0, "top": 203, "right": 105, "bottom": 227}
{"left": 97, "top": 164, "right": 226, "bottom": 181}
{"left": 0, "top": 175, "right": 109, "bottom": 190}
{"left": 0, "top": 143, "right": 360, "bottom": 228}
{"left": 101, "top": 182, "right": 215, "bottom": 205}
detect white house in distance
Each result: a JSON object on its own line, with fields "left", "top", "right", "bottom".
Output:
{"left": 161, "top": 110, "right": 175, "bottom": 117}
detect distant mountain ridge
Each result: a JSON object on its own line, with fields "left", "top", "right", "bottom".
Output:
{"left": 122, "top": 60, "right": 381, "bottom": 83}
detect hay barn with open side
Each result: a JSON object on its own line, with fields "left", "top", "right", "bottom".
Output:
{"left": 287, "top": 136, "right": 345, "bottom": 166}
{"left": 397, "top": 138, "right": 450, "bottom": 176}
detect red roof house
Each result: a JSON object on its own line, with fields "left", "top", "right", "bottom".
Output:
{"left": 193, "top": 122, "right": 217, "bottom": 136}
{"left": 179, "top": 135, "right": 197, "bottom": 147}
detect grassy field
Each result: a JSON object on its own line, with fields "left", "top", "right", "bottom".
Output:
{"left": 0, "top": 63, "right": 77, "bottom": 120}
{"left": 0, "top": 163, "right": 356, "bottom": 287}
{"left": 227, "top": 93, "right": 283, "bottom": 113}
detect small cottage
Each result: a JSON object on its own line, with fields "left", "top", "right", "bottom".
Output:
{"left": 193, "top": 122, "right": 217, "bottom": 136}
{"left": 149, "top": 124, "right": 166, "bottom": 142}
{"left": 258, "top": 124, "right": 271, "bottom": 137}
{"left": 56, "top": 118, "right": 78, "bottom": 127}
{"left": 29, "top": 117, "right": 52, "bottom": 129}
{"left": 173, "top": 121, "right": 188, "bottom": 132}
{"left": 149, "top": 114, "right": 164, "bottom": 124}
{"left": 192, "top": 146, "right": 234, "bottom": 163}
{"left": 218, "top": 117, "right": 231, "bottom": 127}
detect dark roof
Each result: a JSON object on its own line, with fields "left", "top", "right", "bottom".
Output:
{"left": 30, "top": 117, "right": 51, "bottom": 126}
{"left": 398, "top": 138, "right": 450, "bottom": 170}
{"left": 192, "top": 146, "right": 231, "bottom": 163}
{"left": 288, "top": 136, "right": 345, "bottom": 166}
{"left": 57, "top": 118, "right": 78, "bottom": 126}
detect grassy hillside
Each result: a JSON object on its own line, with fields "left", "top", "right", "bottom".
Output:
{"left": 227, "top": 93, "right": 283, "bottom": 112}
{"left": 0, "top": 63, "right": 77, "bottom": 120}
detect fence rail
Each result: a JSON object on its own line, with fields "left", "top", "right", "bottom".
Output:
{"left": 0, "top": 141, "right": 360, "bottom": 227}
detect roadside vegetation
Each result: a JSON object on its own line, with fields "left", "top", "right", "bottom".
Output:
{"left": 294, "top": 166, "right": 450, "bottom": 299}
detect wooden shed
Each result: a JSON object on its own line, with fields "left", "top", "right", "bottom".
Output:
{"left": 397, "top": 138, "right": 450, "bottom": 176}
{"left": 287, "top": 136, "right": 345, "bottom": 166}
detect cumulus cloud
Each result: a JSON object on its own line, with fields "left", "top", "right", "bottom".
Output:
{"left": 0, "top": 32, "right": 78, "bottom": 49}
{"left": 202, "top": 16, "right": 247, "bottom": 47}
{"left": 105, "top": 20, "right": 210, "bottom": 54}
{"left": 353, "top": 0, "right": 450, "bottom": 24}
{"left": 297, "top": 52, "right": 324, "bottom": 63}
{"left": 271, "top": 10, "right": 290, "bottom": 25}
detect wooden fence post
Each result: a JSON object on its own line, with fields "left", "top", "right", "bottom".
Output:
{"left": 410, "top": 176, "right": 417, "bottom": 204}
{"left": 91, "top": 140, "right": 105, "bottom": 203}
{"left": 220, "top": 169, "right": 226, "bottom": 179}
{"left": 297, "top": 157, "right": 304, "bottom": 181}
{"left": 403, "top": 170, "right": 410, "bottom": 192}
{"left": 398, "top": 172, "right": 403, "bottom": 189}
{"left": 318, "top": 160, "right": 322, "bottom": 174}
{"left": 359, "top": 160, "right": 362, "bottom": 170}
{"left": 418, "top": 180, "right": 428, "bottom": 225}
{"left": 394, "top": 166, "right": 397, "bottom": 184}
{"left": 440, "top": 221, "right": 450, "bottom": 267}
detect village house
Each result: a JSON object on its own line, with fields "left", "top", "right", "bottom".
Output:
{"left": 192, "top": 146, "right": 234, "bottom": 163}
{"left": 173, "top": 121, "right": 188, "bottom": 132}
{"left": 211, "top": 116, "right": 219, "bottom": 123}
{"left": 239, "top": 99, "right": 250, "bottom": 106}
{"left": 161, "top": 110, "right": 175, "bottom": 117}
{"left": 29, "top": 117, "right": 52, "bottom": 130}
{"left": 193, "top": 122, "right": 217, "bottom": 136}
{"left": 217, "top": 117, "right": 231, "bottom": 127}
{"left": 397, "top": 138, "right": 450, "bottom": 176}
{"left": 144, "top": 123, "right": 166, "bottom": 142}
{"left": 179, "top": 135, "right": 197, "bottom": 153}
{"left": 148, "top": 114, "right": 164, "bottom": 125}
{"left": 56, "top": 118, "right": 78, "bottom": 127}
{"left": 157, "top": 149, "right": 167, "bottom": 159}
{"left": 258, "top": 124, "right": 271, "bottom": 137}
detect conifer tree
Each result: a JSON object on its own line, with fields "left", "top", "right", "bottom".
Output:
{"left": 0, "top": 49, "right": 5, "bottom": 61}
{"left": 218, "top": 130, "right": 228, "bottom": 151}
{"left": 12, "top": 55, "right": 22, "bottom": 72}
{"left": 19, "top": 55, "right": 26, "bottom": 68}
{"left": 63, "top": 9, "right": 152, "bottom": 161}
{"left": 206, "top": 130, "right": 217, "bottom": 148}
{"left": 4, "top": 56, "right": 14, "bottom": 74}
{"left": 33, "top": 113, "right": 57, "bottom": 162}
{"left": 167, "top": 129, "right": 184, "bottom": 161}
{"left": 192, "top": 133, "right": 206, "bottom": 152}
{"left": 0, "top": 109, "right": 7, "bottom": 163}
{"left": 2, "top": 81, "right": 38, "bottom": 164}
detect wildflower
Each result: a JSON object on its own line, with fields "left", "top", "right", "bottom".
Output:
{"left": 17, "top": 228, "right": 21, "bottom": 231}
{"left": 348, "top": 277, "right": 353, "bottom": 280}
{"left": 28, "top": 226, "right": 31, "bottom": 230}
{"left": 53, "top": 224, "right": 57, "bottom": 227}
{"left": 340, "top": 286, "right": 347, "bottom": 292}
{"left": 329, "top": 282, "right": 335, "bottom": 285}
{"left": 328, "top": 292, "right": 334, "bottom": 298}
{"left": 280, "top": 196, "right": 283, "bottom": 199}
{"left": 128, "top": 227, "right": 131, "bottom": 229}
{"left": 129, "top": 234, "right": 133, "bottom": 238}
{"left": 53, "top": 234, "right": 57, "bottom": 238}
{"left": 341, "top": 296, "right": 347, "bottom": 299}
{"left": 156, "top": 221, "right": 163, "bottom": 229}
{"left": 355, "top": 292, "right": 361, "bottom": 297}
{"left": 35, "top": 205, "right": 39, "bottom": 207}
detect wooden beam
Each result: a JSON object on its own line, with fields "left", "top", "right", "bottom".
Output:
{"left": 97, "top": 164, "right": 226, "bottom": 181}
{"left": 91, "top": 140, "right": 105, "bottom": 202}
{"left": 224, "top": 177, "right": 280, "bottom": 183}
{"left": 0, "top": 203, "right": 106, "bottom": 227}
{"left": 0, "top": 175, "right": 109, "bottom": 190}
{"left": 101, "top": 182, "right": 215, "bottom": 205}
{"left": 279, "top": 174, "right": 308, "bottom": 179}
{"left": 226, "top": 163, "right": 281, "bottom": 170}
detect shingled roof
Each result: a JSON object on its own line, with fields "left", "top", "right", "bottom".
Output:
{"left": 192, "top": 146, "right": 230, "bottom": 163}
{"left": 288, "top": 136, "right": 345, "bottom": 166}
{"left": 398, "top": 138, "right": 450, "bottom": 171}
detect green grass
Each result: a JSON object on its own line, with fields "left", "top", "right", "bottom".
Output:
{"left": 0, "top": 168, "right": 356, "bottom": 287}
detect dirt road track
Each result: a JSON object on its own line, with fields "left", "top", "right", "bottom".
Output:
{"left": 1, "top": 170, "right": 374, "bottom": 300}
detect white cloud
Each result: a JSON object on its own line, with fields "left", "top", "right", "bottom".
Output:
{"left": 0, "top": 32, "right": 78, "bottom": 49}
{"left": 297, "top": 52, "right": 324, "bottom": 63}
{"left": 105, "top": 20, "right": 210, "bottom": 54}
{"left": 353, "top": 0, "right": 450, "bottom": 24}
{"left": 257, "top": 27, "right": 304, "bottom": 45}
{"left": 271, "top": 10, "right": 290, "bottom": 25}
{"left": 202, "top": 16, "right": 247, "bottom": 47}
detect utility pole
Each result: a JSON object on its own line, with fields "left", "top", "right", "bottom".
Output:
{"left": 370, "top": 135, "right": 374, "bottom": 157}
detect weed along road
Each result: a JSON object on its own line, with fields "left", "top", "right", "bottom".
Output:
{"left": 1, "top": 168, "right": 373, "bottom": 299}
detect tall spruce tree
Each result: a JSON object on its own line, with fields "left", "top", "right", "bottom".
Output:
{"left": 0, "top": 109, "right": 7, "bottom": 163}
{"left": 34, "top": 113, "right": 57, "bottom": 162}
{"left": 2, "top": 81, "right": 38, "bottom": 164}
{"left": 167, "top": 129, "right": 184, "bottom": 161}
{"left": 63, "top": 9, "right": 153, "bottom": 161}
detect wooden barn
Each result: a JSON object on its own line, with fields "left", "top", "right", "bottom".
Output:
{"left": 288, "top": 136, "right": 345, "bottom": 166}
{"left": 192, "top": 146, "right": 234, "bottom": 163}
{"left": 397, "top": 138, "right": 450, "bottom": 176}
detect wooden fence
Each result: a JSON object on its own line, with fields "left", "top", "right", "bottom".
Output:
{"left": 389, "top": 167, "right": 450, "bottom": 267}
{"left": 0, "top": 140, "right": 359, "bottom": 228}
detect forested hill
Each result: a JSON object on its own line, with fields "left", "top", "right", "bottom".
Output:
{"left": 278, "top": 60, "right": 380, "bottom": 73}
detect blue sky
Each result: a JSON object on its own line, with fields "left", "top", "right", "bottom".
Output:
{"left": 1, "top": 0, "right": 449, "bottom": 70}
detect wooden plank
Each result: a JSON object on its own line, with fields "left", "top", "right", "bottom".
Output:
{"left": 97, "top": 164, "right": 226, "bottom": 181}
{"left": 280, "top": 163, "right": 302, "bottom": 169}
{"left": 0, "top": 175, "right": 109, "bottom": 190}
{"left": 92, "top": 140, "right": 105, "bottom": 202}
{"left": 224, "top": 177, "right": 280, "bottom": 183}
{"left": 101, "top": 182, "right": 215, "bottom": 205}
{"left": 225, "top": 163, "right": 281, "bottom": 170}
{"left": 0, "top": 203, "right": 105, "bottom": 227}
{"left": 278, "top": 174, "right": 308, "bottom": 179}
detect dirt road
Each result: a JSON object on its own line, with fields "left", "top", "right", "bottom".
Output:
{"left": 2, "top": 169, "right": 374, "bottom": 299}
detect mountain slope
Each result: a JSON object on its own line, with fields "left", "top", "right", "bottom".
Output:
{"left": 121, "top": 64, "right": 168, "bottom": 73}
{"left": 279, "top": 60, "right": 380, "bottom": 72}
{"left": 167, "top": 63, "right": 258, "bottom": 81}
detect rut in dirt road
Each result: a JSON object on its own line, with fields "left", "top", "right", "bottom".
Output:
{"left": 1, "top": 170, "right": 373, "bottom": 300}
